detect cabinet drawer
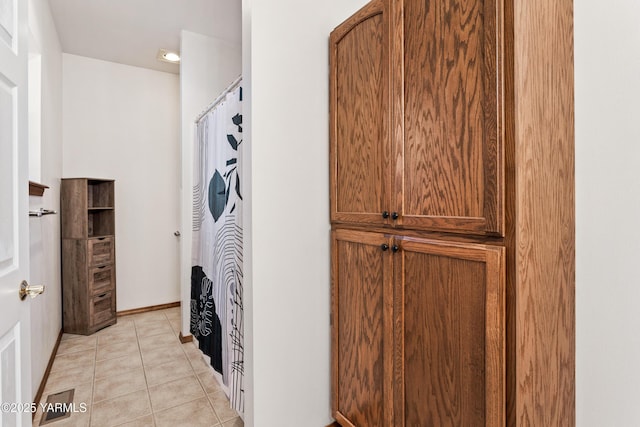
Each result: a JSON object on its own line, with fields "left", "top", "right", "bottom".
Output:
{"left": 91, "top": 292, "right": 114, "bottom": 326}
{"left": 88, "top": 237, "right": 114, "bottom": 266}
{"left": 89, "top": 265, "right": 114, "bottom": 296}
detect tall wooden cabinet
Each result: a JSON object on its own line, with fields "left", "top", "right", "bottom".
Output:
{"left": 330, "top": 0, "right": 575, "bottom": 425}
{"left": 330, "top": 0, "right": 503, "bottom": 236}
{"left": 61, "top": 178, "right": 117, "bottom": 335}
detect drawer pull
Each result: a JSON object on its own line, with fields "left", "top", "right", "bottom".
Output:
{"left": 97, "top": 237, "right": 106, "bottom": 241}
{"left": 97, "top": 293, "right": 108, "bottom": 299}
{"left": 97, "top": 265, "right": 106, "bottom": 269}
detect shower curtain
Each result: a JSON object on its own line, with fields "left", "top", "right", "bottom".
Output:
{"left": 191, "top": 81, "right": 243, "bottom": 414}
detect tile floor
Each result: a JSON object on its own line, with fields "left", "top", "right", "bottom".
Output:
{"left": 33, "top": 307, "right": 243, "bottom": 427}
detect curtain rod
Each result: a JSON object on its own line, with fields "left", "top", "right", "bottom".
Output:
{"left": 194, "top": 75, "right": 243, "bottom": 123}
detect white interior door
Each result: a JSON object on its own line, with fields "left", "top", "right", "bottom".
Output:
{"left": 0, "top": 0, "right": 32, "bottom": 425}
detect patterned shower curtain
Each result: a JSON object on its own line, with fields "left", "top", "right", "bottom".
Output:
{"left": 191, "top": 81, "right": 243, "bottom": 414}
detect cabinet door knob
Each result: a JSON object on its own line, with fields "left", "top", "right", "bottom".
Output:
{"left": 382, "top": 211, "right": 390, "bottom": 219}
{"left": 381, "top": 243, "right": 389, "bottom": 251}
{"left": 391, "top": 212, "right": 399, "bottom": 220}
{"left": 392, "top": 244, "right": 399, "bottom": 253}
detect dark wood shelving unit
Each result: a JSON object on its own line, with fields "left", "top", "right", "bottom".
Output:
{"left": 61, "top": 178, "right": 117, "bottom": 335}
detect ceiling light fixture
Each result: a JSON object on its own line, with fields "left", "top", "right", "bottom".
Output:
{"left": 157, "top": 49, "right": 180, "bottom": 64}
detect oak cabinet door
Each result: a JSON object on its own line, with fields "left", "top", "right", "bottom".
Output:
{"left": 330, "top": 0, "right": 392, "bottom": 226}
{"left": 332, "top": 229, "right": 394, "bottom": 427}
{"left": 397, "top": 0, "right": 505, "bottom": 236}
{"left": 395, "top": 238, "right": 505, "bottom": 426}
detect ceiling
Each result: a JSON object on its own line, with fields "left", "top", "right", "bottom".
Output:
{"left": 48, "top": 0, "right": 242, "bottom": 74}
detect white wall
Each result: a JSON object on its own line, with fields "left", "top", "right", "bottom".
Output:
{"left": 179, "top": 31, "right": 241, "bottom": 334}
{"left": 27, "top": 0, "right": 63, "bottom": 397}
{"left": 575, "top": 1, "right": 640, "bottom": 425}
{"left": 242, "top": 1, "right": 368, "bottom": 425}
{"left": 62, "top": 54, "right": 181, "bottom": 311}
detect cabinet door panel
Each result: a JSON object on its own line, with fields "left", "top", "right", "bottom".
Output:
{"left": 330, "top": 0, "right": 391, "bottom": 225}
{"left": 399, "top": 0, "right": 503, "bottom": 235}
{"left": 332, "top": 229, "right": 393, "bottom": 426}
{"left": 395, "top": 239, "right": 504, "bottom": 426}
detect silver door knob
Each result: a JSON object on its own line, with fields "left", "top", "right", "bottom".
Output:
{"left": 19, "top": 280, "right": 45, "bottom": 301}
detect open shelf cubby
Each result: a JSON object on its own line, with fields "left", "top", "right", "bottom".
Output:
{"left": 88, "top": 210, "right": 115, "bottom": 237}
{"left": 88, "top": 179, "right": 114, "bottom": 208}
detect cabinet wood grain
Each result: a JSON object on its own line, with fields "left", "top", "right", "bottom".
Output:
{"left": 396, "top": 239, "right": 504, "bottom": 427}
{"left": 513, "top": 0, "right": 575, "bottom": 424}
{"left": 330, "top": 0, "right": 391, "bottom": 226}
{"left": 399, "top": 0, "right": 503, "bottom": 235}
{"left": 61, "top": 178, "right": 88, "bottom": 239}
{"left": 332, "top": 229, "right": 393, "bottom": 426}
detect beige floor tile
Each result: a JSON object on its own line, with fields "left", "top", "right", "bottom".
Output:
{"left": 98, "top": 319, "right": 134, "bottom": 330}
{"left": 114, "top": 414, "right": 155, "bottom": 427}
{"left": 166, "top": 313, "right": 180, "bottom": 323}
{"left": 44, "top": 365, "right": 95, "bottom": 395}
{"left": 164, "top": 310, "right": 180, "bottom": 321}
{"left": 143, "top": 356, "right": 193, "bottom": 387}
{"left": 39, "top": 306, "right": 236, "bottom": 427}
{"left": 31, "top": 411, "right": 42, "bottom": 427}
{"left": 195, "top": 370, "right": 223, "bottom": 394}
{"left": 140, "top": 343, "right": 185, "bottom": 367}
{"left": 148, "top": 375, "right": 205, "bottom": 412}
{"left": 162, "top": 306, "right": 180, "bottom": 315}
{"left": 221, "top": 418, "right": 244, "bottom": 427}
{"left": 188, "top": 353, "right": 214, "bottom": 374}
{"left": 135, "top": 321, "right": 174, "bottom": 338}
{"left": 38, "top": 412, "right": 91, "bottom": 427}
{"left": 95, "top": 353, "right": 143, "bottom": 379}
{"left": 60, "top": 332, "right": 80, "bottom": 341}
{"left": 96, "top": 340, "right": 140, "bottom": 361}
{"left": 208, "top": 391, "right": 239, "bottom": 423}
{"left": 96, "top": 321, "right": 135, "bottom": 338}
{"left": 167, "top": 319, "right": 181, "bottom": 334}
{"left": 94, "top": 367, "right": 147, "bottom": 403}
{"left": 129, "top": 312, "right": 167, "bottom": 325}
{"left": 104, "top": 318, "right": 134, "bottom": 329}
{"left": 137, "top": 333, "right": 180, "bottom": 352}
{"left": 51, "top": 349, "right": 96, "bottom": 373}
{"left": 153, "top": 397, "right": 219, "bottom": 427}
{"left": 33, "top": 405, "right": 43, "bottom": 426}
{"left": 164, "top": 317, "right": 181, "bottom": 327}
{"left": 37, "top": 381, "right": 93, "bottom": 427}
{"left": 169, "top": 326, "right": 181, "bottom": 338}
{"left": 91, "top": 389, "right": 151, "bottom": 427}
{"left": 57, "top": 338, "right": 98, "bottom": 356}
{"left": 71, "top": 380, "right": 94, "bottom": 405}
{"left": 98, "top": 328, "right": 138, "bottom": 347}
{"left": 61, "top": 333, "right": 98, "bottom": 344}
{"left": 97, "top": 328, "right": 138, "bottom": 347}
{"left": 182, "top": 342, "right": 203, "bottom": 359}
